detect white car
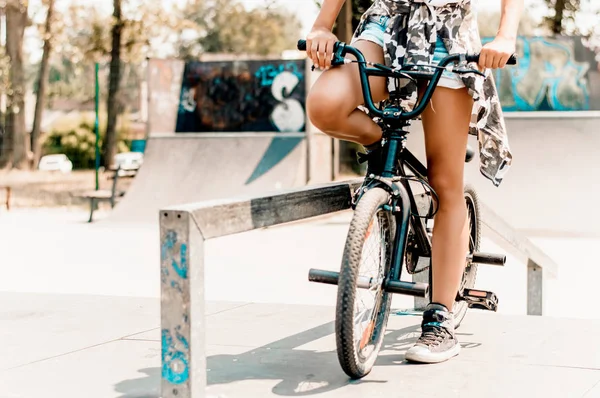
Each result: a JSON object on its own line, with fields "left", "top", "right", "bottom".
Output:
{"left": 114, "top": 152, "right": 144, "bottom": 173}
{"left": 38, "top": 154, "right": 73, "bottom": 173}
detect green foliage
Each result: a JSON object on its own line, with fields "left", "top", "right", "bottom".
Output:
{"left": 177, "top": 0, "right": 302, "bottom": 58}
{"left": 543, "top": 0, "right": 581, "bottom": 34}
{"left": 43, "top": 116, "right": 129, "bottom": 169}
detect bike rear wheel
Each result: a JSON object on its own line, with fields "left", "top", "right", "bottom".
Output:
{"left": 452, "top": 184, "right": 481, "bottom": 328}
{"left": 336, "top": 187, "right": 395, "bottom": 379}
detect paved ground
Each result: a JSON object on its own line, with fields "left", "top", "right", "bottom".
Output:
{"left": 1, "top": 208, "right": 600, "bottom": 397}
{"left": 1, "top": 295, "right": 600, "bottom": 398}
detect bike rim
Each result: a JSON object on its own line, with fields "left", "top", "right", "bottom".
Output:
{"left": 460, "top": 193, "right": 478, "bottom": 293}
{"left": 353, "top": 208, "right": 389, "bottom": 359}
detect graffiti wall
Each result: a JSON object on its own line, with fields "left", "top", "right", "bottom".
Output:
{"left": 175, "top": 59, "right": 307, "bottom": 133}
{"left": 483, "top": 36, "right": 600, "bottom": 112}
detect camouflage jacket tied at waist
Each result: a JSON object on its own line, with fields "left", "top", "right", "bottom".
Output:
{"left": 352, "top": 0, "right": 512, "bottom": 186}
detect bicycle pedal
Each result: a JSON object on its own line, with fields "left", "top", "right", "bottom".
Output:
{"left": 458, "top": 288, "right": 499, "bottom": 312}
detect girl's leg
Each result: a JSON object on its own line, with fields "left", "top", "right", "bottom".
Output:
{"left": 306, "top": 40, "right": 388, "bottom": 146}
{"left": 422, "top": 87, "right": 473, "bottom": 311}
{"left": 405, "top": 86, "right": 473, "bottom": 364}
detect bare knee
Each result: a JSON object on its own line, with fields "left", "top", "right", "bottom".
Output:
{"left": 428, "top": 174, "right": 465, "bottom": 211}
{"left": 306, "top": 87, "right": 348, "bottom": 135}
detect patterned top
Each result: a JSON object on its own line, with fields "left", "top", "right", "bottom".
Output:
{"left": 352, "top": 0, "right": 512, "bottom": 186}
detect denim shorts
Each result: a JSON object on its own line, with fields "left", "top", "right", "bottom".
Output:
{"left": 354, "top": 15, "right": 465, "bottom": 89}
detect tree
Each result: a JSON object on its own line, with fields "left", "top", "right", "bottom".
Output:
{"left": 103, "top": 0, "right": 123, "bottom": 169}
{"left": 31, "top": 0, "right": 55, "bottom": 168}
{"left": 544, "top": 0, "right": 579, "bottom": 35}
{"left": 312, "top": 0, "right": 372, "bottom": 42}
{"left": 177, "top": 0, "right": 302, "bottom": 58}
{"left": 2, "top": 0, "right": 29, "bottom": 169}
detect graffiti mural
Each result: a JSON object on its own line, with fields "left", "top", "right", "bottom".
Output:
{"left": 175, "top": 60, "right": 307, "bottom": 132}
{"left": 483, "top": 36, "right": 600, "bottom": 112}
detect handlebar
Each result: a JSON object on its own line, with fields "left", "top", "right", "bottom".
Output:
{"left": 297, "top": 39, "right": 516, "bottom": 66}
{"left": 297, "top": 39, "right": 517, "bottom": 122}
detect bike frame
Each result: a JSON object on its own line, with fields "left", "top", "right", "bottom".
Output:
{"left": 298, "top": 39, "right": 513, "bottom": 296}
{"left": 340, "top": 43, "right": 466, "bottom": 287}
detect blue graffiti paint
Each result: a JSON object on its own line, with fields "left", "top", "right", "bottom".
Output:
{"left": 162, "top": 328, "right": 190, "bottom": 385}
{"left": 161, "top": 230, "right": 176, "bottom": 261}
{"left": 161, "top": 267, "right": 169, "bottom": 285}
{"left": 161, "top": 230, "right": 188, "bottom": 280}
{"left": 170, "top": 279, "right": 184, "bottom": 294}
{"left": 172, "top": 243, "right": 188, "bottom": 279}
{"left": 255, "top": 62, "right": 303, "bottom": 87}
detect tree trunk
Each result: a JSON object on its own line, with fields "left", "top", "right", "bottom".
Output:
{"left": 553, "top": 0, "right": 565, "bottom": 35}
{"left": 31, "top": 0, "right": 55, "bottom": 168}
{"left": 334, "top": 0, "right": 353, "bottom": 43}
{"left": 103, "top": 0, "right": 122, "bottom": 169}
{"left": 0, "top": 7, "right": 5, "bottom": 162}
{"left": 2, "top": 1, "right": 29, "bottom": 169}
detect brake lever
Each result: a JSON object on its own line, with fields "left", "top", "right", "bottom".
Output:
{"left": 452, "top": 54, "right": 486, "bottom": 77}
{"left": 452, "top": 67, "right": 486, "bottom": 78}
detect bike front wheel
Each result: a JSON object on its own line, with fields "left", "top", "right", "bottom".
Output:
{"left": 336, "top": 187, "right": 395, "bottom": 379}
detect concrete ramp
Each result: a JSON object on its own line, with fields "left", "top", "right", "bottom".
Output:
{"left": 407, "top": 114, "right": 600, "bottom": 238}
{"left": 107, "top": 133, "right": 308, "bottom": 224}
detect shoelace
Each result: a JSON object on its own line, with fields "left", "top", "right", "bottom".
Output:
{"left": 418, "top": 325, "right": 451, "bottom": 347}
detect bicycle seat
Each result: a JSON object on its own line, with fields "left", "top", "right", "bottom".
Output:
{"left": 466, "top": 145, "right": 475, "bottom": 163}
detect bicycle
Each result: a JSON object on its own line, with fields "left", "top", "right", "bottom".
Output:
{"left": 298, "top": 39, "right": 515, "bottom": 379}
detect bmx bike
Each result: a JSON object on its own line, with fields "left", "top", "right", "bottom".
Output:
{"left": 298, "top": 39, "right": 516, "bottom": 379}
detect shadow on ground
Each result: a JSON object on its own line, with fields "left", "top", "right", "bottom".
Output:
{"left": 114, "top": 367, "right": 160, "bottom": 398}
{"left": 114, "top": 315, "right": 482, "bottom": 397}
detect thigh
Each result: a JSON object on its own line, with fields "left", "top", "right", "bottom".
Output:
{"left": 309, "top": 40, "right": 389, "bottom": 112}
{"left": 420, "top": 87, "right": 474, "bottom": 194}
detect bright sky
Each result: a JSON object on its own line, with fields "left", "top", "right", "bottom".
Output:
{"left": 28, "top": 0, "right": 535, "bottom": 36}
{"left": 22, "top": 0, "right": 598, "bottom": 62}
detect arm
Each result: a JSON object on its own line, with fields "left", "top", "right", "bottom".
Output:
{"left": 306, "top": 0, "right": 346, "bottom": 70}
{"left": 479, "top": 0, "right": 524, "bottom": 69}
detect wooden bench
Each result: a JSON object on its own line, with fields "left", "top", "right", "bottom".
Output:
{"left": 76, "top": 166, "right": 132, "bottom": 222}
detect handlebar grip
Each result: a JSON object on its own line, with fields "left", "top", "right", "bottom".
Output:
{"left": 466, "top": 53, "right": 518, "bottom": 65}
{"left": 297, "top": 40, "right": 307, "bottom": 51}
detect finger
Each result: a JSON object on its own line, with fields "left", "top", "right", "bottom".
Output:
{"left": 318, "top": 44, "right": 327, "bottom": 70}
{"left": 478, "top": 51, "right": 488, "bottom": 70}
{"left": 310, "top": 40, "right": 319, "bottom": 67}
{"left": 498, "top": 53, "right": 511, "bottom": 68}
{"left": 486, "top": 53, "right": 497, "bottom": 69}
{"left": 324, "top": 40, "right": 333, "bottom": 70}
{"left": 493, "top": 53, "right": 504, "bottom": 69}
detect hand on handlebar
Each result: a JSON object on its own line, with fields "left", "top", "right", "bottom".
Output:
{"left": 479, "top": 36, "right": 517, "bottom": 69}
{"left": 305, "top": 28, "right": 338, "bottom": 71}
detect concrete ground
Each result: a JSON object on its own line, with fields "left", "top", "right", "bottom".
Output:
{"left": 1, "top": 208, "right": 600, "bottom": 397}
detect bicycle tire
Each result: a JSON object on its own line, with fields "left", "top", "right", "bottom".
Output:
{"left": 336, "top": 187, "right": 395, "bottom": 379}
{"left": 452, "top": 184, "right": 481, "bottom": 328}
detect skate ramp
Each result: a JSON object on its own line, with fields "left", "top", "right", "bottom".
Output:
{"left": 407, "top": 114, "right": 600, "bottom": 237}
{"left": 106, "top": 133, "right": 308, "bottom": 224}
